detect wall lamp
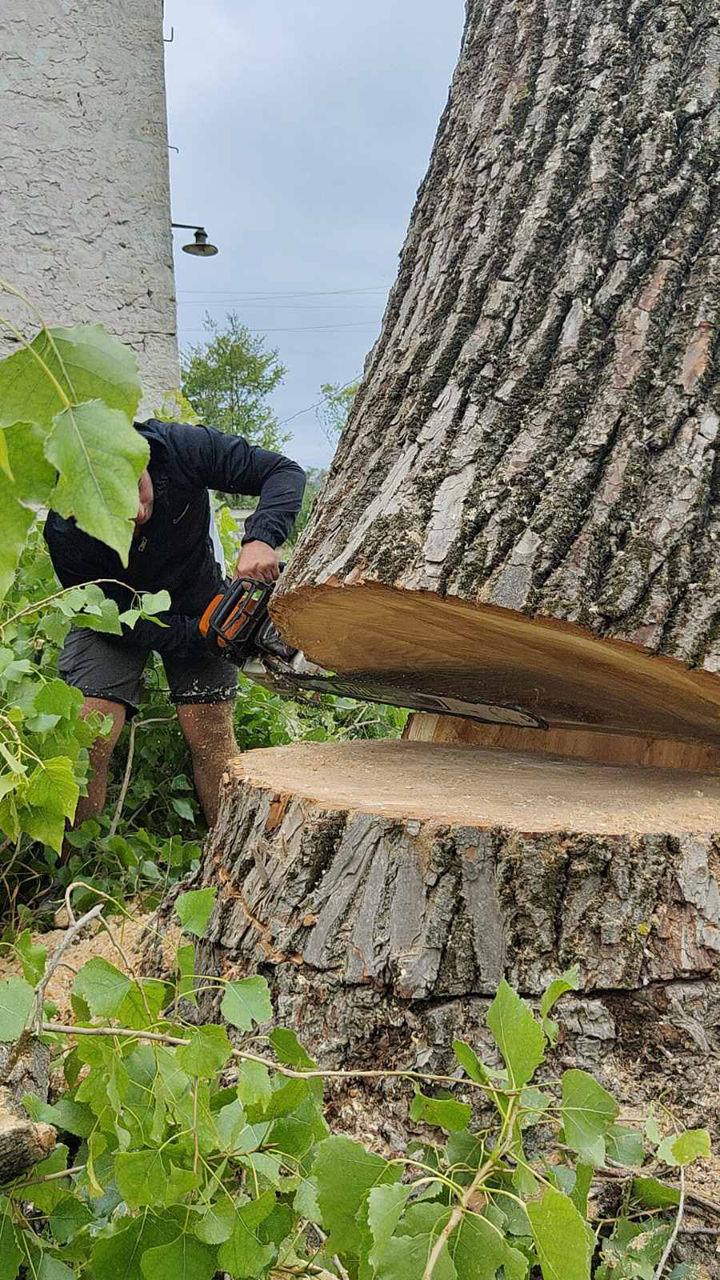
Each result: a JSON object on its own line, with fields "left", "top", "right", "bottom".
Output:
{"left": 171, "top": 223, "right": 219, "bottom": 257}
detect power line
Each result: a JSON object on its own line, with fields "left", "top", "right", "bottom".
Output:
{"left": 177, "top": 302, "right": 383, "bottom": 310}
{"left": 176, "top": 286, "right": 391, "bottom": 300}
{"left": 277, "top": 377, "right": 361, "bottom": 428}
{"left": 180, "top": 321, "right": 379, "bottom": 335}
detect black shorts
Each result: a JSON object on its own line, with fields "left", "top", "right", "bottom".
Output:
{"left": 58, "top": 626, "right": 238, "bottom": 717}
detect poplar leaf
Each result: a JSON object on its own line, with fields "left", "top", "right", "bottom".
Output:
{"left": 486, "top": 979, "right": 545, "bottom": 1088}
{"left": 175, "top": 1024, "right": 233, "bottom": 1077}
{"left": 72, "top": 957, "right": 132, "bottom": 1018}
{"left": 312, "top": 1135, "right": 401, "bottom": 1255}
{"left": 0, "top": 1201, "right": 22, "bottom": 1280}
{"left": 46, "top": 401, "right": 149, "bottom": 563}
{"left": 175, "top": 887, "right": 216, "bottom": 938}
{"left": 657, "top": 1129, "right": 711, "bottom": 1167}
{"left": 15, "top": 929, "right": 47, "bottom": 985}
{"left": 222, "top": 975, "right": 273, "bottom": 1031}
{"left": 409, "top": 1089, "right": 471, "bottom": 1132}
{"left": 140, "top": 1233, "right": 217, "bottom": 1280}
{"left": 0, "top": 323, "right": 141, "bottom": 430}
{"left": 526, "top": 1187, "right": 594, "bottom": 1280}
{"left": 561, "top": 1069, "right": 619, "bottom": 1167}
{"left": 0, "top": 976, "right": 34, "bottom": 1041}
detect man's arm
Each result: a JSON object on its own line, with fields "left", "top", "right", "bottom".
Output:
{"left": 165, "top": 424, "right": 306, "bottom": 581}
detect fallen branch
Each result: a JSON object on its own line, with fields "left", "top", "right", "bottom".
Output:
{"left": 41, "top": 1021, "right": 508, "bottom": 1096}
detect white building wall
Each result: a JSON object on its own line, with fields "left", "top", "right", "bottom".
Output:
{"left": 0, "top": 0, "right": 179, "bottom": 405}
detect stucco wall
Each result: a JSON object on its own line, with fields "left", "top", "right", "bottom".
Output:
{"left": 0, "top": 0, "right": 179, "bottom": 405}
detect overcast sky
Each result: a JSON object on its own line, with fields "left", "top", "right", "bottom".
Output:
{"left": 164, "top": 0, "right": 464, "bottom": 469}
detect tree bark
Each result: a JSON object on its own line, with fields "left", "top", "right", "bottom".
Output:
{"left": 0, "top": 1034, "right": 54, "bottom": 1186}
{"left": 192, "top": 742, "right": 720, "bottom": 1147}
{"left": 273, "top": 0, "right": 720, "bottom": 744}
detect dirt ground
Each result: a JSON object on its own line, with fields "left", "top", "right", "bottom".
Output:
{"left": 0, "top": 910, "right": 180, "bottom": 1021}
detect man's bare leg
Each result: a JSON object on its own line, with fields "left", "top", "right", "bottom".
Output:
{"left": 74, "top": 698, "right": 127, "bottom": 826}
{"left": 176, "top": 702, "right": 238, "bottom": 827}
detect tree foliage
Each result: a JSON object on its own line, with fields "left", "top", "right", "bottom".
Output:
{"left": 180, "top": 313, "right": 287, "bottom": 450}
{"left": 0, "top": 910, "right": 711, "bottom": 1279}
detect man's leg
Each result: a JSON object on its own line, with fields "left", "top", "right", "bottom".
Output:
{"left": 74, "top": 698, "right": 127, "bottom": 826}
{"left": 176, "top": 702, "right": 238, "bottom": 826}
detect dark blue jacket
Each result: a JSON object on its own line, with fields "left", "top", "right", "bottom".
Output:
{"left": 44, "top": 419, "right": 306, "bottom": 639}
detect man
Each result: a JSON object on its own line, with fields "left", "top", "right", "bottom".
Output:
{"left": 45, "top": 418, "right": 306, "bottom": 828}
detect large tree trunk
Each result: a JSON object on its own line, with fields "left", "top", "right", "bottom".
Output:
{"left": 188, "top": 0, "right": 720, "bottom": 1187}
{"left": 273, "top": 0, "right": 720, "bottom": 746}
{"left": 193, "top": 743, "right": 720, "bottom": 1146}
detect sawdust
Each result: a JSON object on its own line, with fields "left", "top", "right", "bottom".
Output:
{"left": 0, "top": 910, "right": 181, "bottom": 1021}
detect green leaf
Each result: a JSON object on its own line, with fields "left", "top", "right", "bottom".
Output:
{"left": 451, "top": 1211, "right": 529, "bottom": 1280}
{"left": 23, "top": 1096, "right": 94, "bottom": 1138}
{"left": 657, "top": 1129, "right": 711, "bottom": 1167}
{"left": 222, "top": 976, "right": 273, "bottom": 1031}
{"left": 571, "top": 1164, "right": 594, "bottom": 1218}
{"left": 313, "top": 1135, "right": 401, "bottom": 1255}
{"left": 46, "top": 401, "right": 149, "bottom": 563}
{"left": 26, "top": 1145, "right": 70, "bottom": 1212}
{"left": 606, "top": 1124, "right": 645, "bottom": 1168}
{"left": 140, "top": 1233, "right": 217, "bottom": 1280}
{"left": 373, "top": 1231, "right": 457, "bottom": 1279}
{"left": 91, "top": 1215, "right": 177, "bottom": 1280}
{"left": 175, "top": 887, "right": 216, "bottom": 938}
{"left": 114, "top": 1149, "right": 167, "bottom": 1209}
{"left": 452, "top": 1040, "right": 492, "bottom": 1085}
{"left": 0, "top": 1202, "right": 22, "bottom": 1280}
{"left": 631, "top": 1176, "right": 681, "bottom": 1209}
{"left": 236, "top": 1060, "right": 273, "bottom": 1110}
{"left": 15, "top": 929, "right": 47, "bottom": 985}
{"left": 526, "top": 1187, "right": 594, "bottom": 1280}
{"left": 486, "top": 979, "right": 545, "bottom": 1088}
{"left": 26, "top": 755, "right": 79, "bottom": 821}
{"left": 191, "top": 1198, "right": 239, "bottom": 1245}
{"left": 0, "top": 975, "right": 34, "bottom": 1041}
{"left": 561, "top": 1069, "right": 619, "bottom": 1167}
{"left": 34, "top": 680, "right": 84, "bottom": 720}
{"left": 48, "top": 1196, "right": 93, "bottom": 1244}
{"left": 366, "top": 1184, "right": 412, "bottom": 1267}
{"left": 216, "top": 1191, "right": 276, "bottom": 1277}
{"left": 269, "top": 1025, "right": 316, "bottom": 1069}
{"left": 0, "top": 324, "right": 141, "bottom": 431}
{"left": 37, "top": 1258, "right": 74, "bottom": 1280}
{"left": 175, "top": 943, "right": 197, "bottom": 1007}
{"left": 72, "top": 957, "right": 132, "bottom": 1018}
{"left": 409, "top": 1089, "right": 471, "bottom": 1132}
{"left": 540, "top": 965, "right": 581, "bottom": 1043}
{"left": 175, "top": 1024, "right": 233, "bottom": 1077}
{"left": 0, "top": 422, "right": 57, "bottom": 599}
{"left": 171, "top": 797, "right": 195, "bottom": 822}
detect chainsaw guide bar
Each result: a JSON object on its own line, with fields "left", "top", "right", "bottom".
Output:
{"left": 200, "top": 575, "right": 547, "bottom": 731}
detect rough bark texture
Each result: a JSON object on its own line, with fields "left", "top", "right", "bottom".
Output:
{"left": 0, "top": 1034, "right": 54, "bottom": 1186}
{"left": 189, "top": 744, "right": 720, "bottom": 1150}
{"left": 275, "top": 0, "right": 720, "bottom": 722}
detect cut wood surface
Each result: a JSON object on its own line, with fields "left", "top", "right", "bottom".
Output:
{"left": 233, "top": 739, "right": 720, "bottom": 834}
{"left": 191, "top": 741, "right": 720, "bottom": 1145}
{"left": 274, "top": 0, "right": 720, "bottom": 743}
{"left": 405, "top": 713, "right": 720, "bottom": 773}
{"left": 273, "top": 582, "right": 720, "bottom": 743}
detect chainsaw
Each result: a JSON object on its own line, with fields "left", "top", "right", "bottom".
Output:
{"left": 199, "top": 575, "right": 547, "bottom": 730}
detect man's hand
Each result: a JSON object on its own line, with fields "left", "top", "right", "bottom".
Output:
{"left": 235, "top": 540, "right": 280, "bottom": 584}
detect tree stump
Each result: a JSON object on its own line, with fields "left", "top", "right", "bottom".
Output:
{"left": 194, "top": 740, "right": 720, "bottom": 1145}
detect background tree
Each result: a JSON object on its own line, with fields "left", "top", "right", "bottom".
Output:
{"left": 316, "top": 379, "right": 359, "bottom": 442}
{"left": 180, "top": 313, "right": 288, "bottom": 450}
